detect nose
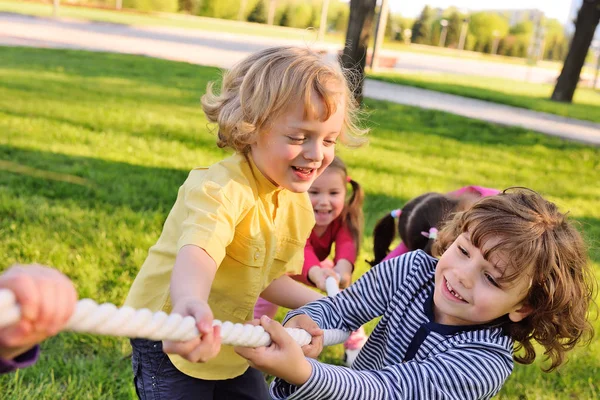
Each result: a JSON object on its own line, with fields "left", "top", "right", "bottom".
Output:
{"left": 304, "top": 140, "right": 324, "bottom": 163}
{"left": 455, "top": 261, "right": 475, "bottom": 289}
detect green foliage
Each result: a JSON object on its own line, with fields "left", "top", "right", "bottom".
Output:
{"left": 543, "top": 18, "right": 569, "bottom": 62}
{"left": 1, "top": 46, "right": 599, "bottom": 400}
{"left": 177, "top": 0, "right": 200, "bottom": 14}
{"left": 247, "top": 0, "right": 267, "bottom": 23}
{"left": 327, "top": 0, "right": 349, "bottom": 33}
{"left": 445, "top": 12, "right": 462, "bottom": 47}
{"left": 278, "top": 3, "right": 291, "bottom": 26}
{"left": 411, "top": 5, "right": 433, "bottom": 44}
{"left": 468, "top": 12, "right": 510, "bottom": 53}
{"left": 122, "top": 0, "right": 177, "bottom": 13}
{"left": 198, "top": 0, "right": 240, "bottom": 19}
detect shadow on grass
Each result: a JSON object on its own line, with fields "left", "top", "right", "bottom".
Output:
{"left": 0, "top": 144, "right": 188, "bottom": 213}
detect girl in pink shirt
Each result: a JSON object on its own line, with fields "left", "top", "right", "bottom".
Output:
{"left": 254, "top": 156, "right": 367, "bottom": 365}
{"left": 370, "top": 186, "right": 500, "bottom": 265}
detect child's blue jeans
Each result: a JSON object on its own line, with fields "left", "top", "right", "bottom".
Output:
{"left": 130, "top": 339, "right": 270, "bottom": 400}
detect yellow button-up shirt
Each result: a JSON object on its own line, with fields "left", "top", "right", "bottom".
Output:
{"left": 124, "top": 153, "right": 315, "bottom": 380}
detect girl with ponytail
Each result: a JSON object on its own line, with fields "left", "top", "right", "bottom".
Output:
{"left": 254, "top": 156, "right": 367, "bottom": 366}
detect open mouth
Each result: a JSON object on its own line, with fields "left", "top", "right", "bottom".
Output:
{"left": 315, "top": 210, "right": 332, "bottom": 215}
{"left": 292, "top": 166, "right": 314, "bottom": 175}
{"left": 445, "top": 278, "right": 467, "bottom": 302}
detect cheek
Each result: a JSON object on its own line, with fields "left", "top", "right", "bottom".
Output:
{"left": 322, "top": 147, "right": 336, "bottom": 165}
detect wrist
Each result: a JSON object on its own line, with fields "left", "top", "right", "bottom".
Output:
{"left": 287, "top": 358, "right": 312, "bottom": 386}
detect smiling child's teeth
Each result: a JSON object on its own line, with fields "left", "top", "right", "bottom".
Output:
{"left": 446, "top": 280, "right": 464, "bottom": 300}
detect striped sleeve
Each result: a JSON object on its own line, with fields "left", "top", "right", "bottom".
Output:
{"left": 270, "top": 341, "right": 513, "bottom": 400}
{"left": 283, "top": 252, "right": 434, "bottom": 331}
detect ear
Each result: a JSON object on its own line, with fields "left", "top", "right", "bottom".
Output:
{"left": 508, "top": 303, "right": 533, "bottom": 323}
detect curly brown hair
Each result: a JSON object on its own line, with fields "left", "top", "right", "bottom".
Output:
{"left": 201, "top": 46, "right": 368, "bottom": 154}
{"left": 432, "top": 188, "right": 596, "bottom": 372}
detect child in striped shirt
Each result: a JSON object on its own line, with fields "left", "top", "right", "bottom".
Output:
{"left": 236, "top": 188, "right": 595, "bottom": 400}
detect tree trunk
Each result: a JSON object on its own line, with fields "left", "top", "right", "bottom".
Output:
{"left": 340, "top": 0, "right": 377, "bottom": 104}
{"left": 551, "top": 0, "right": 600, "bottom": 102}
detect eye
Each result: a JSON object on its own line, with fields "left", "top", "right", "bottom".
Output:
{"left": 485, "top": 273, "right": 500, "bottom": 288}
{"left": 458, "top": 245, "right": 469, "bottom": 257}
{"left": 323, "top": 139, "right": 337, "bottom": 147}
{"left": 288, "top": 136, "right": 306, "bottom": 144}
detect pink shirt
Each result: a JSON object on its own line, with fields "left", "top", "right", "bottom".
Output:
{"left": 292, "top": 217, "right": 357, "bottom": 285}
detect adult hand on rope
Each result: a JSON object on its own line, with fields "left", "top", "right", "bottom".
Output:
{"left": 0, "top": 264, "right": 78, "bottom": 361}
{"left": 162, "top": 297, "right": 221, "bottom": 363}
{"left": 283, "top": 313, "right": 323, "bottom": 358}
{"left": 235, "top": 315, "right": 312, "bottom": 386}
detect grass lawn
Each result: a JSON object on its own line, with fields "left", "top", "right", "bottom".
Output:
{"left": 0, "top": 46, "right": 599, "bottom": 399}
{"left": 369, "top": 71, "right": 600, "bottom": 124}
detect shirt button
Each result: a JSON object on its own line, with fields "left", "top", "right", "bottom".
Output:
{"left": 254, "top": 251, "right": 260, "bottom": 260}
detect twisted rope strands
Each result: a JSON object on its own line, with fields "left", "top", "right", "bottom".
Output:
{"left": 0, "top": 277, "right": 349, "bottom": 348}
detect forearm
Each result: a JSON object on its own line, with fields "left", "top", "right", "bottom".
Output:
{"left": 170, "top": 244, "right": 217, "bottom": 304}
{"left": 261, "top": 275, "right": 323, "bottom": 309}
{"left": 334, "top": 259, "right": 353, "bottom": 274}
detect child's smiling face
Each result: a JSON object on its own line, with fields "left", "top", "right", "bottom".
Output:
{"left": 308, "top": 168, "right": 347, "bottom": 229}
{"left": 433, "top": 232, "right": 533, "bottom": 326}
{"left": 249, "top": 86, "right": 345, "bottom": 193}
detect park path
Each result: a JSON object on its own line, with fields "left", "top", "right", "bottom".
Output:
{"left": 1, "top": 12, "right": 599, "bottom": 145}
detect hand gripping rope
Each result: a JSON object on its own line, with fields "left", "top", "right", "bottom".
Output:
{"left": 0, "top": 277, "right": 349, "bottom": 348}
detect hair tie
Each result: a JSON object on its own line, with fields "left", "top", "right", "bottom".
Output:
{"left": 346, "top": 176, "right": 352, "bottom": 183}
{"left": 390, "top": 209, "right": 402, "bottom": 218}
{"left": 421, "top": 227, "right": 438, "bottom": 240}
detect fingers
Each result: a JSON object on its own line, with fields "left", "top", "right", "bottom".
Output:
{"left": 163, "top": 299, "right": 221, "bottom": 363}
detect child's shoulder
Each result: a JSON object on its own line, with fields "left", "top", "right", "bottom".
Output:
{"left": 384, "top": 250, "right": 437, "bottom": 273}
{"left": 373, "top": 250, "right": 437, "bottom": 287}
{"left": 184, "top": 154, "right": 257, "bottom": 200}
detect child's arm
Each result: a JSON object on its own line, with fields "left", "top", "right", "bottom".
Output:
{"left": 332, "top": 224, "right": 356, "bottom": 288}
{"left": 237, "top": 317, "right": 512, "bottom": 400}
{"left": 283, "top": 252, "right": 421, "bottom": 333}
{"left": 260, "top": 275, "right": 324, "bottom": 309}
{"left": 0, "top": 264, "right": 78, "bottom": 372}
{"left": 260, "top": 275, "right": 325, "bottom": 358}
{"left": 161, "top": 245, "right": 221, "bottom": 363}
{"left": 301, "top": 241, "right": 338, "bottom": 291}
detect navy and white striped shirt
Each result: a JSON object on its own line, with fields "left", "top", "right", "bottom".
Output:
{"left": 271, "top": 251, "right": 514, "bottom": 400}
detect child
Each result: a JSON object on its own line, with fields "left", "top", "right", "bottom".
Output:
{"left": 253, "top": 156, "right": 367, "bottom": 366}
{"left": 372, "top": 185, "right": 500, "bottom": 265}
{"left": 0, "top": 264, "right": 78, "bottom": 374}
{"left": 124, "top": 46, "right": 367, "bottom": 399}
{"left": 236, "top": 189, "right": 595, "bottom": 400}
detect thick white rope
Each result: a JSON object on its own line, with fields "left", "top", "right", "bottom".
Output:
{"left": 0, "top": 277, "right": 349, "bottom": 348}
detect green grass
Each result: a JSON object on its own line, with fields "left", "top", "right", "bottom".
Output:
{"left": 0, "top": 46, "right": 599, "bottom": 399}
{"left": 369, "top": 71, "right": 600, "bottom": 124}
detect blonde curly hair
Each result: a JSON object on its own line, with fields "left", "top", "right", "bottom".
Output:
{"left": 201, "top": 46, "right": 367, "bottom": 153}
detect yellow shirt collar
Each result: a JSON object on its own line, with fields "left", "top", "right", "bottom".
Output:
{"left": 245, "top": 153, "right": 284, "bottom": 197}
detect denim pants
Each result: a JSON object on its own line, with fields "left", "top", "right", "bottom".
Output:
{"left": 130, "top": 339, "right": 270, "bottom": 400}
